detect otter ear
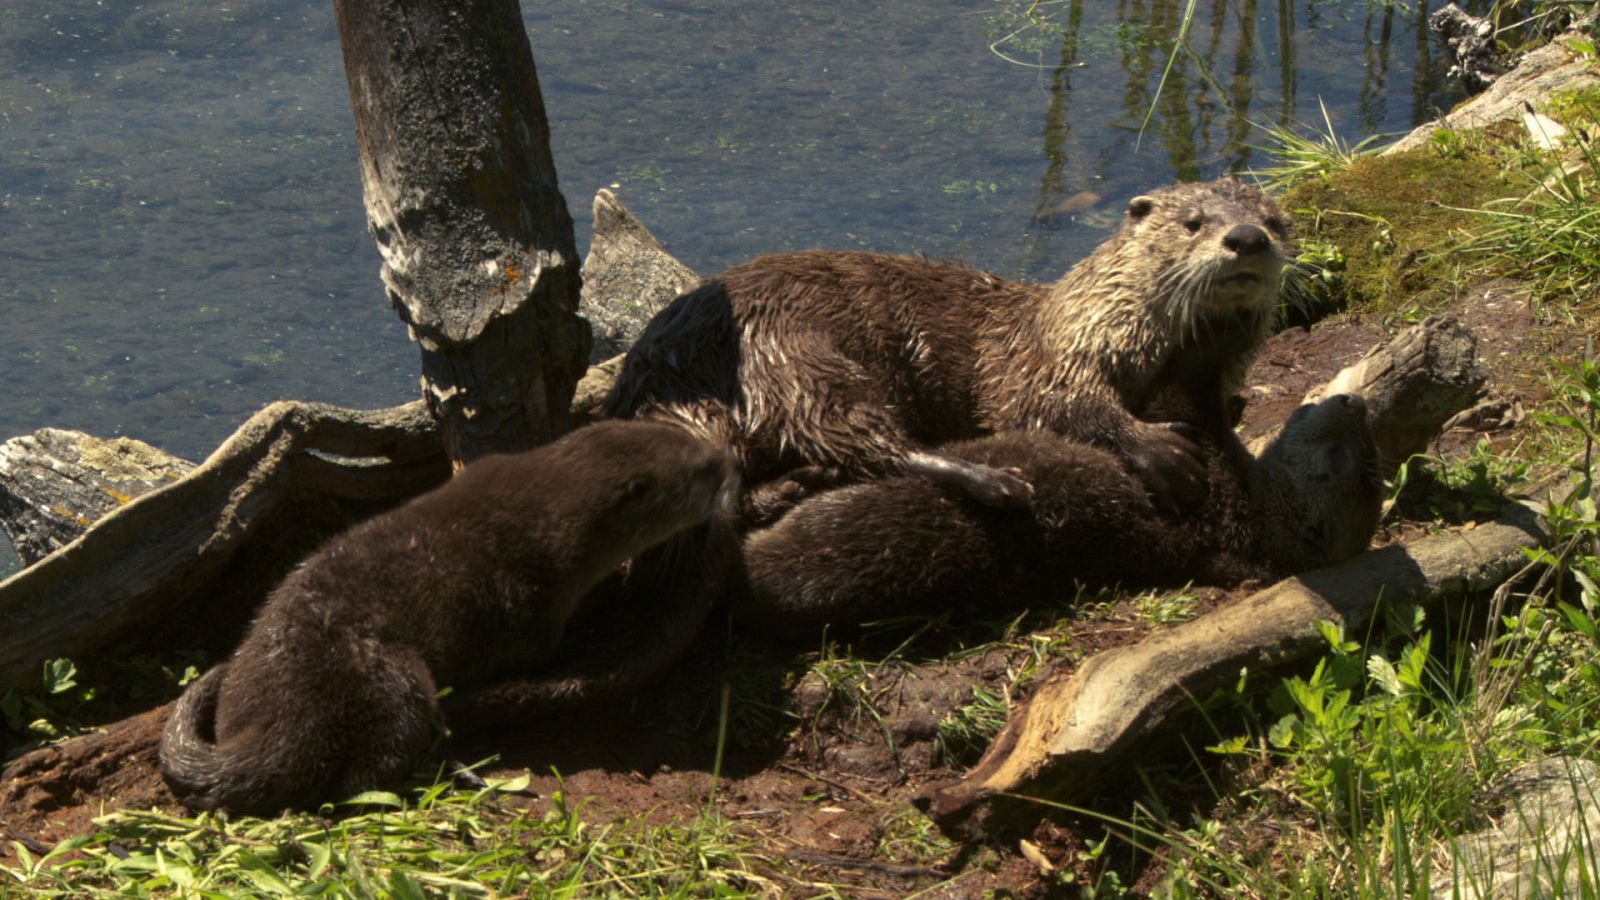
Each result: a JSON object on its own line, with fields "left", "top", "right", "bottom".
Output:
{"left": 1127, "top": 195, "right": 1155, "bottom": 220}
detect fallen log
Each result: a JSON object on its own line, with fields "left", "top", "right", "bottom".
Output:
{"left": 0, "top": 431, "right": 194, "bottom": 567}
{"left": 1383, "top": 30, "right": 1600, "bottom": 156}
{"left": 926, "top": 493, "right": 1555, "bottom": 836}
{"left": 577, "top": 188, "right": 699, "bottom": 363}
{"left": 0, "top": 191, "right": 687, "bottom": 697}
{"left": 0, "top": 401, "right": 446, "bottom": 695}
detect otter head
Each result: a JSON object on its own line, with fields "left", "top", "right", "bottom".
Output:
{"left": 1122, "top": 178, "right": 1293, "bottom": 336}
{"left": 1255, "top": 393, "right": 1384, "bottom": 571}
{"left": 538, "top": 421, "right": 736, "bottom": 581}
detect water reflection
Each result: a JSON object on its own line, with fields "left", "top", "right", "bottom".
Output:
{"left": 1, "top": 0, "right": 1465, "bottom": 574}
{"left": 1016, "top": 0, "right": 1458, "bottom": 229}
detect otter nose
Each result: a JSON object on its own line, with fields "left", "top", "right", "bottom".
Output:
{"left": 1222, "top": 223, "right": 1271, "bottom": 256}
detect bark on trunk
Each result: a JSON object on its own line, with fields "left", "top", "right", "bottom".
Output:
{"left": 334, "top": 0, "right": 589, "bottom": 466}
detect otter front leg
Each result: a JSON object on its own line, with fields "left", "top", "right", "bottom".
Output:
{"left": 1041, "top": 389, "right": 1205, "bottom": 512}
{"left": 756, "top": 339, "right": 1033, "bottom": 507}
{"left": 902, "top": 450, "right": 1034, "bottom": 507}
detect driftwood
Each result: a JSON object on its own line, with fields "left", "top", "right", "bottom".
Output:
{"left": 1248, "top": 312, "right": 1488, "bottom": 474}
{"left": 927, "top": 315, "right": 1513, "bottom": 836}
{"left": 333, "top": 0, "right": 589, "bottom": 466}
{"left": 1384, "top": 30, "right": 1600, "bottom": 155}
{"left": 0, "top": 402, "right": 446, "bottom": 694}
{"left": 927, "top": 498, "right": 1553, "bottom": 834}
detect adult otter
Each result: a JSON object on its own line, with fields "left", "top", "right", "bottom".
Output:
{"left": 159, "top": 421, "right": 733, "bottom": 815}
{"left": 736, "top": 392, "right": 1382, "bottom": 630}
{"left": 607, "top": 178, "right": 1291, "bottom": 512}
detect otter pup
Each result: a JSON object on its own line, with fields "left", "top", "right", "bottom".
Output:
{"left": 736, "top": 393, "right": 1382, "bottom": 630}
{"left": 607, "top": 178, "right": 1290, "bottom": 512}
{"left": 160, "top": 420, "right": 732, "bottom": 815}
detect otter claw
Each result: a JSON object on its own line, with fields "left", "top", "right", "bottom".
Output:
{"left": 1130, "top": 422, "right": 1205, "bottom": 513}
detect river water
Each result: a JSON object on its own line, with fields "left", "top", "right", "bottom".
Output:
{"left": 0, "top": 0, "right": 1464, "bottom": 574}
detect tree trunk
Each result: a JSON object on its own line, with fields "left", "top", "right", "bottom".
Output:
{"left": 334, "top": 0, "right": 589, "bottom": 466}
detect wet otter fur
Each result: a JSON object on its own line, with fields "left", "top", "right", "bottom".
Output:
{"left": 607, "top": 178, "right": 1291, "bottom": 512}
{"left": 736, "top": 391, "right": 1382, "bottom": 630}
{"left": 159, "top": 421, "right": 732, "bottom": 815}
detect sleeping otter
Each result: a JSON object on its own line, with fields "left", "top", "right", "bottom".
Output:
{"left": 736, "top": 392, "right": 1382, "bottom": 630}
{"left": 607, "top": 178, "right": 1291, "bottom": 513}
{"left": 159, "top": 420, "right": 733, "bottom": 815}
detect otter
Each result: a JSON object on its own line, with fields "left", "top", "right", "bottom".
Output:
{"left": 159, "top": 420, "right": 733, "bottom": 815}
{"left": 735, "top": 391, "right": 1382, "bottom": 630}
{"left": 607, "top": 178, "right": 1291, "bottom": 513}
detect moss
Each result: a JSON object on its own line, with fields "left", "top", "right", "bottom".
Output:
{"left": 1543, "top": 83, "right": 1600, "bottom": 130}
{"left": 1282, "top": 147, "right": 1519, "bottom": 316}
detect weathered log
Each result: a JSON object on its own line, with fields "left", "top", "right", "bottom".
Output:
{"left": 927, "top": 317, "right": 1503, "bottom": 836}
{"left": 578, "top": 188, "right": 700, "bottom": 363}
{"left": 334, "top": 0, "right": 589, "bottom": 466}
{"left": 0, "top": 401, "right": 447, "bottom": 695}
{"left": 0, "top": 431, "right": 193, "bottom": 567}
{"left": 1384, "top": 30, "right": 1600, "bottom": 155}
{"left": 927, "top": 494, "right": 1554, "bottom": 835}
{"left": 1248, "top": 313, "right": 1488, "bottom": 475}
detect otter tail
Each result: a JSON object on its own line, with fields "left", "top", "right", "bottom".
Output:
{"left": 159, "top": 646, "right": 440, "bottom": 815}
{"left": 158, "top": 665, "right": 232, "bottom": 803}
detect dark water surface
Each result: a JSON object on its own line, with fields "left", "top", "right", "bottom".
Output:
{"left": 0, "top": 0, "right": 1461, "bottom": 573}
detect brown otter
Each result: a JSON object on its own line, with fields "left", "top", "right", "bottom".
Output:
{"left": 159, "top": 420, "right": 733, "bottom": 815}
{"left": 735, "top": 392, "right": 1382, "bottom": 630}
{"left": 607, "top": 178, "right": 1291, "bottom": 513}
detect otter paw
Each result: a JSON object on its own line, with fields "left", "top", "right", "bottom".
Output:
{"left": 904, "top": 450, "right": 1034, "bottom": 508}
{"left": 958, "top": 464, "right": 1035, "bottom": 508}
{"left": 1129, "top": 422, "right": 1205, "bottom": 513}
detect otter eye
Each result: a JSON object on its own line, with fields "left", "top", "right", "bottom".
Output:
{"left": 620, "top": 475, "right": 656, "bottom": 501}
{"left": 1266, "top": 216, "right": 1289, "bottom": 236}
{"left": 1183, "top": 215, "right": 1204, "bottom": 233}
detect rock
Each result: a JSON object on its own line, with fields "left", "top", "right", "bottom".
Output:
{"left": 0, "top": 429, "right": 194, "bottom": 566}
{"left": 577, "top": 188, "right": 699, "bottom": 363}
{"left": 1431, "top": 756, "right": 1600, "bottom": 897}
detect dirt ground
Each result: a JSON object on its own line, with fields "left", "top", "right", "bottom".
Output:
{"left": 0, "top": 283, "right": 1576, "bottom": 896}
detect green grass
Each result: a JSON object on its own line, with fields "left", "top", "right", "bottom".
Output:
{"left": 1454, "top": 126, "right": 1600, "bottom": 312}
{"left": 0, "top": 774, "right": 772, "bottom": 897}
{"left": 1249, "top": 100, "right": 1386, "bottom": 193}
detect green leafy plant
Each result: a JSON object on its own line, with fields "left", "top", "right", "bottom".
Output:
{"left": 1250, "top": 100, "right": 1386, "bottom": 192}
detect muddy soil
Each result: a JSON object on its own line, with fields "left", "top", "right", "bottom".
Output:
{"left": 0, "top": 289, "right": 1573, "bottom": 896}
